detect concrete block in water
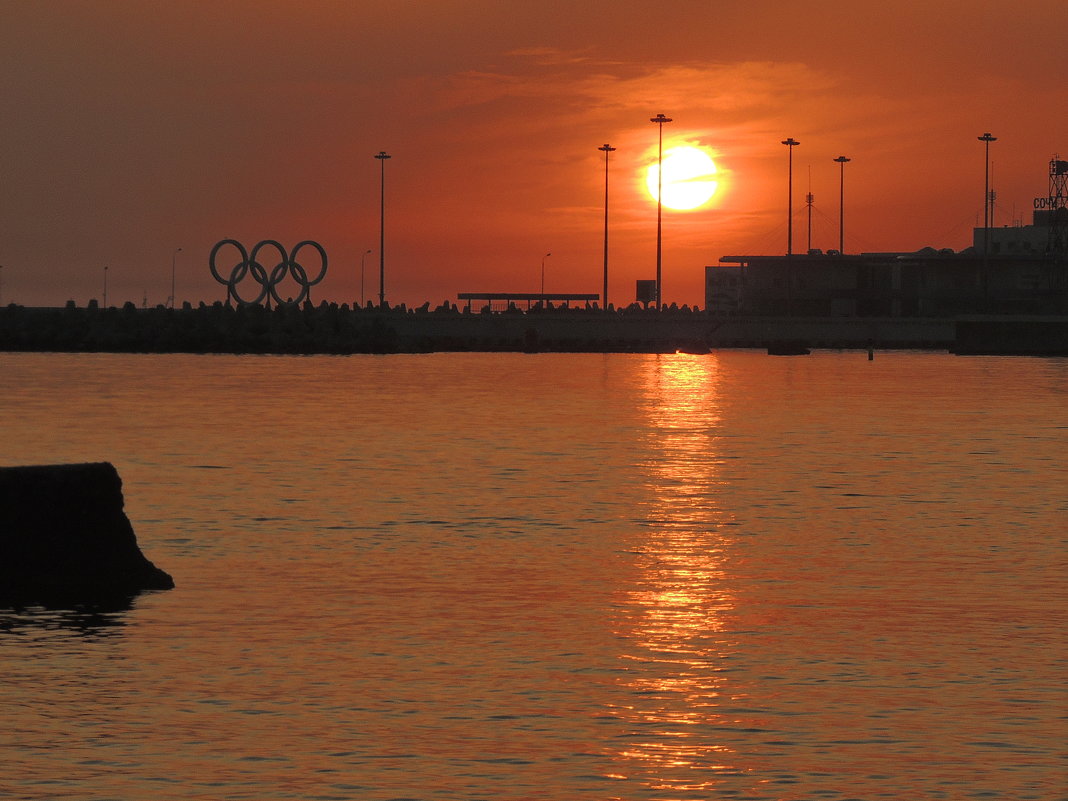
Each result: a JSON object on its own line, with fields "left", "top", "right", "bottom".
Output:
{"left": 0, "top": 462, "right": 174, "bottom": 603}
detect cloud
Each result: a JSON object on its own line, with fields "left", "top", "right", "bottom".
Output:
{"left": 506, "top": 46, "right": 598, "bottom": 66}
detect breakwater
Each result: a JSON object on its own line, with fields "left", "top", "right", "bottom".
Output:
{"left": 0, "top": 301, "right": 958, "bottom": 353}
{"left": 2, "top": 301, "right": 1064, "bottom": 353}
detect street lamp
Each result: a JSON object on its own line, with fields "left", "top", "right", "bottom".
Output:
{"left": 650, "top": 113, "right": 673, "bottom": 309}
{"left": 360, "top": 248, "right": 372, "bottom": 307}
{"left": 170, "top": 246, "right": 182, "bottom": 309}
{"left": 598, "top": 143, "right": 616, "bottom": 310}
{"left": 541, "top": 252, "right": 552, "bottom": 297}
{"left": 833, "top": 156, "right": 851, "bottom": 254}
{"left": 978, "top": 133, "right": 997, "bottom": 252}
{"left": 374, "top": 151, "right": 391, "bottom": 306}
{"left": 103, "top": 265, "right": 109, "bottom": 308}
{"left": 978, "top": 133, "right": 997, "bottom": 300}
{"left": 781, "top": 138, "right": 800, "bottom": 255}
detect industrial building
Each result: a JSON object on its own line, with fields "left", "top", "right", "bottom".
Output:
{"left": 707, "top": 157, "right": 1068, "bottom": 317}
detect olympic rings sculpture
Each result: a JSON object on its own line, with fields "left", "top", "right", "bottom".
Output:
{"left": 209, "top": 239, "right": 328, "bottom": 307}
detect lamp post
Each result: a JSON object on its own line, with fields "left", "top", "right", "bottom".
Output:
{"left": 103, "top": 265, "right": 108, "bottom": 308}
{"left": 978, "top": 133, "right": 997, "bottom": 252}
{"left": 650, "top": 113, "right": 673, "bottom": 309}
{"left": 781, "top": 138, "right": 800, "bottom": 256}
{"left": 834, "top": 156, "right": 850, "bottom": 254}
{"left": 978, "top": 133, "right": 997, "bottom": 300}
{"left": 170, "top": 246, "right": 182, "bottom": 309}
{"left": 374, "top": 151, "right": 391, "bottom": 306}
{"left": 360, "top": 248, "right": 372, "bottom": 307}
{"left": 781, "top": 138, "right": 800, "bottom": 315}
{"left": 541, "top": 252, "right": 551, "bottom": 297}
{"left": 598, "top": 143, "right": 616, "bottom": 310}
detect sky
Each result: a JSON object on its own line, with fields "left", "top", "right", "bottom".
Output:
{"left": 2, "top": 0, "right": 1066, "bottom": 309}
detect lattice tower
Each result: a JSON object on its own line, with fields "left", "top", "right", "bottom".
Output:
{"left": 1047, "top": 156, "right": 1068, "bottom": 256}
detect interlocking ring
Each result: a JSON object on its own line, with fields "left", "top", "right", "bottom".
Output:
{"left": 209, "top": 239, "right": 328, "bottom": 306}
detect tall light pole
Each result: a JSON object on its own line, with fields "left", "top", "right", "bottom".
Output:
{"left": 650, "top": 113, "right": 673, "bottom": 309}
{"left": 978, "top": 133, "right": 997, "bottom": 252}
{"left": 360, "top": 248, "right": 372, "bottom": 307}
{"left": 781, "top": 138, "right": 800, "bottom": 315}
{"left": 540, "top": 252, "right": 551, "bottom": 296}
{"left": 103, "top": 265, "right": 108, "bottom": 308}
{"left": 781, "top": 138, "right": 800, "bottom": 255}
{"left": 374, "top": 151, "right": 391, "bottom": 306}
{"left": 170, "top": 246, "right": 182, "bottom": 309}
{"left": 598, "top": 143, "right": 615, "bottom": 310}
{"left": 834, "top": 156, "right": 851, "bottom": 254}
{"left": 978, "top": 132, "right": 997, "bottom": 300}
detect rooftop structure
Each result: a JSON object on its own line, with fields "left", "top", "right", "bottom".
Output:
{"left": 457, "top": 292, "right": 599, "bottom": 312}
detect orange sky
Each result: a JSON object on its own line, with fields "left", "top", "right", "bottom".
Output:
{"left": 2, "top": 0, "right": 1066, "bottom": 308}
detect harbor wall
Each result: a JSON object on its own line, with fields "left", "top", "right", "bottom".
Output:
{"left": 8, "top": 304, "right": 1068, "bottom": 353}
{"left": 953, "top": 317, "right": 1068, "bottom": 355}
{"left": 391, "top": 313, "right": 956, "bottom": 350}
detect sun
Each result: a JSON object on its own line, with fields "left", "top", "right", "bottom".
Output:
{"left": 646, "top": 145, "right": 719, "bottom": 210}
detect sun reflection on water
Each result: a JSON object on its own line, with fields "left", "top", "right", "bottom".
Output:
{"left": 608, "top": 354, "right": 747, "bottom": 797}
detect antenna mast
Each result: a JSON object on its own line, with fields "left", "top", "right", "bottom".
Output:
{"left": 806, "top": 165, "right": 814, "bottom": 253}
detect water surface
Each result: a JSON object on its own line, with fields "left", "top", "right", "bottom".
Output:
{"left": 1, "top": 351, "right": 1065, "bottom": 800}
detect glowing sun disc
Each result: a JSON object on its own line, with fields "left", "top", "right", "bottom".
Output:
{"left": 646, "top": 146, "right": 719, "bottom": 210}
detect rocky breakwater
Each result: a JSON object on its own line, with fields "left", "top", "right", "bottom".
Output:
{"left": 0, "top": 463, "right": 174, "bottom": 604}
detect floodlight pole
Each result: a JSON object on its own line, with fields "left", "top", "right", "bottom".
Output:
{"left": 979, "top": 133, "right": 997, "bottom": 234}
{"left": 978, "top": 133, "right": 997, "bottom": 300}
{"left": 360, "top": 249, "right": 372, "bottom": 307}
{"left": 834, "top": 156, "right": 851, "bottom": 254}
{"left": 650, "top": 114, "right": 673, "bottom": 309}
{"left": 781, "top": 138, "right": 800, "bottom": 315}
{"left": 599, "top": 143, "right": 616, "bottom": 310}
{"left": 170, "top": 247, "right": 182, "bottom": 309}
{"left": 781, "top": 138, "right": 800, "bottom": 255}
{"left": 375, "top": 151, "right": 391, "bottom": 306}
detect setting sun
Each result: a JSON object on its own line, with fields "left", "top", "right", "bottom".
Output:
{"left": 646, "top": 145, "right": 719, "bottom": 210}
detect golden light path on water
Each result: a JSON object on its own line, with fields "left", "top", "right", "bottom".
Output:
{"left": 608, "top": 355, "right": 746, "bottom": 797}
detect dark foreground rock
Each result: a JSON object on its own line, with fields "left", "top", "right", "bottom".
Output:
{"left": 0, "top": 463, "right": 174, "bottom": 604}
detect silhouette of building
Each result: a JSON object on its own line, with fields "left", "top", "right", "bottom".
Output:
{"left": 707, "top": 157, "right": 1068, "bottom": 317}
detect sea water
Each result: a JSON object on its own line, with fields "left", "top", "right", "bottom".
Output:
{"left": 1, "top": 351, "right": 1065, "bottom": 800}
